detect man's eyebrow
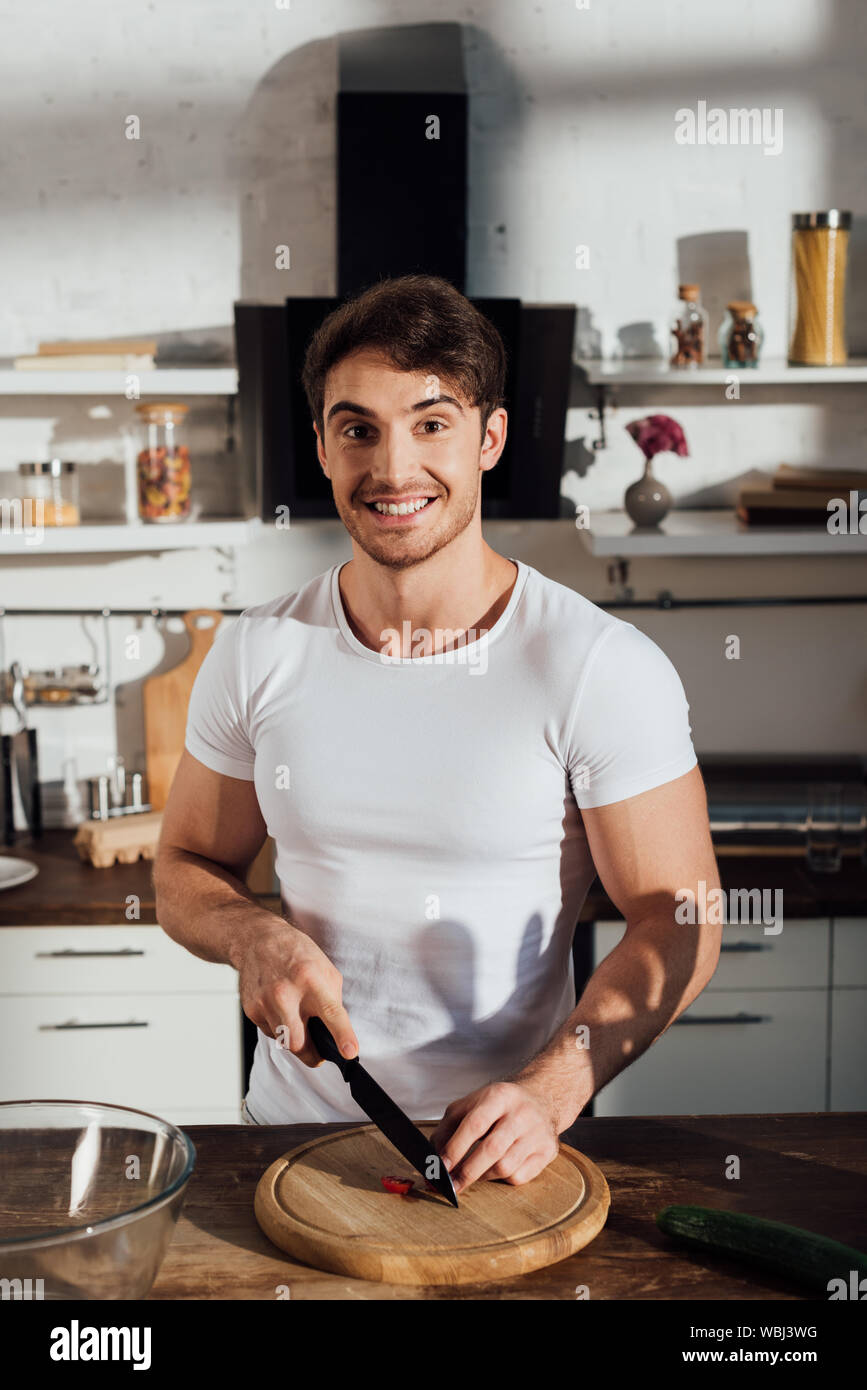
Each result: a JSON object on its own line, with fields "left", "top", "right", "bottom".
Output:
{"left": 326, "top": 395, "right": 466, "bottom": 425}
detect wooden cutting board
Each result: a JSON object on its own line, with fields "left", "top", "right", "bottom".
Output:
{"left": 142, "top": 609, "right": 222, "bottom": 810}
{"left": 254, "top": 1122, "right": 610, "bottom": 1285}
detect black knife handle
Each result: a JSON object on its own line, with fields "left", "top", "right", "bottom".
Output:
{"left": 307, "top": 1015, "right": 357, "bottom": 1080}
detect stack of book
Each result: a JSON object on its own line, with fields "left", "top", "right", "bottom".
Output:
{"left": 13, "top": 338, "right": 156, "bottom": 371}
{"left": 736, "top": 464, "right": 867, "bottom": 525}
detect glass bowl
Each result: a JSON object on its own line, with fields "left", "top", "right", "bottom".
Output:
{"left": 0, "top": 1100, "right": 195, "bottom": 1300}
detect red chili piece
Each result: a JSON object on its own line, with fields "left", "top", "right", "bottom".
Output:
{"left": 381, "top": 1175, "right": 414, "bottom": 1195}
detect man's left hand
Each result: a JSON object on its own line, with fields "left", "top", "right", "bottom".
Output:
{"left": 429, "top": 1079, "right": 562, "bottom": 1195}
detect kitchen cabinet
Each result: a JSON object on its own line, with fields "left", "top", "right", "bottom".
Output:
{"left": 591, "top": 919, "right": 832, "bottom": 1116}
{"left": 829, "top": 918, "right": 867, "bottom": 1108}
{"left": 0, "top": 925, "right": 243, "bottom": 1124}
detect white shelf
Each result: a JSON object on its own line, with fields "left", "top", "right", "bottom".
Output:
{"left": 0, "top": 518, "right": 263, "bottom": 554}
{"left": 0, "top": 367, "right": 238, "bottom": 396}
{"left": 575, "top": 356, "right": 867, "bottom": 386}
{"left": 576, "top": 509, "right": 867, "bottom": 557}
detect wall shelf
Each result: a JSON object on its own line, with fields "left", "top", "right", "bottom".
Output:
{"left": 576, "top": 509, "right": 867, "bottom": 557}
{"left": 0, "top": 518, "right": 262, "bottom": 554}
{"left": 575, "top": 356, "right": 867, "bottom": 386}
{"left": 0, "top": 367, "right": 238, "bottom": 396}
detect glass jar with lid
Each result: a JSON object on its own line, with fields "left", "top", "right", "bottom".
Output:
{"left": 789, "top": 210, "right": 851, "bottom": 366}
{"left": 134, "top": 402, "right": 192, "bottom": 522}
{"left": 719, "top": 301, "right": 763, "bottom": 368}
{"left": 18, "top": 460, "right": 80, "bottom": 526}
{"left": 670, "top": 283, "right": 708, "bottom": 368}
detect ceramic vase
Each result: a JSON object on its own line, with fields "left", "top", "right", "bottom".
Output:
{"left": 623, "top": 457, "right": 672, "bottom": 527}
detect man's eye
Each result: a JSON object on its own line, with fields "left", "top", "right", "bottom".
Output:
{"left": 345, "top": 424, "right": 370, "bottom": 440}
{"left": 421, "top": 419, "right": 445, "bottom": 433}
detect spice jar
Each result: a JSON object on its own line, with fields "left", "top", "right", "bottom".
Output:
{"left": 670, "top": 284, "right": 708, "bottom": 368}
{"left": 17, "top": 460, "right": 80, "bottom": 526}
{"left": 719, "top": 301, "right": 763, "bottom": 368}
{"left": 788, "top": 210, "right": 851, "bottom": 366}
{"left": 135, "top": 402, "right": 191, "bottom": 522}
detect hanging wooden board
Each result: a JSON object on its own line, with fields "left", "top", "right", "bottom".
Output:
{"left": 254, "top": 1122, "right": 610, "bottom": 1286}
{"left": 142, "top": 609, "right": 222, "bottom": 811}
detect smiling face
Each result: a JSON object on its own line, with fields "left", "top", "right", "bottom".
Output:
{"left": 314, "top": 348, "right": 507, "bottom": 571}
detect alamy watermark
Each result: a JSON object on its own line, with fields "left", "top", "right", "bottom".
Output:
{"left": 379, "top": 623, "right": 488, "bottom": 675}
{"left": 675, "top": 101, "right": 783, "bottom": 157}
{"left": 675, "top": 880, "right": 783, "bottom": 935}
{"left": 0, "top": 497, "right": 44, "bottom": 545}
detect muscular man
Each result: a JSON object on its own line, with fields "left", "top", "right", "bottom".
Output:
{"left": 154, "top": 274, "right": 721, "bottom": 1196}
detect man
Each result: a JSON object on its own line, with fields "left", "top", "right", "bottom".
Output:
{"left": 154, "top": 274, "right": 721, "bottom": 1197}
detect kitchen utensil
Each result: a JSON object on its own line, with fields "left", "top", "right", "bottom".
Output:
{"left": 307, "top": 1015, "right": 458, "bottom": 1207}
{"left": 254, "top": 1121, "right": 610, "bottom": 1285}
{"left": 8, "top": 662, "right": 41, "bottom": 839}
{"left": 142, "top": 610, "right": 222, "bottom": 810}
{"left": 88, "top": 775, "right": 111, "bottom": 821}
{"left": 0, "top": 1099, "right": 195, "bottom": 1300}
{"left": 0, "top": 735, "right": 14, "bottom": 844}
{"left": 0, "top": 857, "right": 38, "bottom": 891}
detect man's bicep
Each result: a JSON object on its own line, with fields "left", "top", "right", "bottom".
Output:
{"left": 580, "top": 765, "right": 719, "bottom": 925}
{"left": 159, "top": 749, "right": 267, "bottom": 878}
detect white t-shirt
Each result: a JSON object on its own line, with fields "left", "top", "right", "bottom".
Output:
{"left": 184, "top": 558, "right": 697, "bottom": 1123}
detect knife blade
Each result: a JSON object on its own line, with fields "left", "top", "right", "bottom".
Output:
{"left": 307, "top": 1015, "right": 459, "bottom": 1207}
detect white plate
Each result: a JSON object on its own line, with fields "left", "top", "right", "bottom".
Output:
{"left": 0, "top": 857, "right": 38, "bottom": 891}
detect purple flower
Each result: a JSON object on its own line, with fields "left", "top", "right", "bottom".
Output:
{"left": 625, "top": 414, "right": 689, "bottom": 462}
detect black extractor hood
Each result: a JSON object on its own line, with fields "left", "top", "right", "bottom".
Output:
{"left": 235, "top": 22, "right": 575, "bottom": 522}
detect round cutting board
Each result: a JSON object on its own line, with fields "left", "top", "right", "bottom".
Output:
{"left": 254, "top": 1122, "right": 610, "bottom": 1285}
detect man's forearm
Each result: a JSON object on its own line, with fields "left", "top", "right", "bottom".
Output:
{"left": 508, "top": 905, "right": 722, "bottom": 1131}
{"left": 153, "top": 848, "right": 284, "bottom": 971}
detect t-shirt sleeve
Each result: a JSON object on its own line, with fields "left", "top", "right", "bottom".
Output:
{"left": 566, "top": 621, "right": 697, "bottom": 809}
{"left": 184, "top": 618, "right": 256, "bottom": 780}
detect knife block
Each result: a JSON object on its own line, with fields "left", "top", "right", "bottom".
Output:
{"left": 74, "top": 810, "right": 163, "bottom": 869}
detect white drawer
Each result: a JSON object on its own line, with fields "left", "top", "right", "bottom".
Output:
{"left": 830, "top": 989, "right": 867, "bottom": 1108}
{"left": 593, "top": 918, "right": 829, "bottom": 990}
{"left": 831, "top": 920, "right": 867, "bottom": 987}
{"left": 0, "top": 992, "right": 243, "bottom": 1112}
{"left": 0, "top": 925, "right": 237, "bottom": 995}
{"left": 592, "top": 989, "right": 828, "bottom": 1116}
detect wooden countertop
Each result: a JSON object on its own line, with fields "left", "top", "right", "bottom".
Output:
{"left": 1, "top": 830, "right": 865, "bottom": 924}
{"left": 149, "top": 1112, "right": 866, "bottom": 1300}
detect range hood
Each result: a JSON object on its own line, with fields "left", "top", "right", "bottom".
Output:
{"left": 235, "top": 22, "right": 575, "bottom": 523}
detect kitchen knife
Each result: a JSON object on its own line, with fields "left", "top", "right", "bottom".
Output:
{"left": 307, "top": 1015, "right": 459, "bottom": 1208}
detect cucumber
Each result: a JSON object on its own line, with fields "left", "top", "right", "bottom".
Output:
{"left": 656, "top": 1204, "right": 867, "bottom": 1294}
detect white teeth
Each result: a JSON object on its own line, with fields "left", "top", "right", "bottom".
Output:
{"left": 372, "top": 497, "right": 432, "bottom": 515}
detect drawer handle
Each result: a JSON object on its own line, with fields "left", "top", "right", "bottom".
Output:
{"left": 719, "top": 942, "right": 770, "bottom": 953}
{"left": 674, "top": 1012, "right": 770, "bottom": 1025}
{"left": 38, "top": 1020, "right": 149, "bottom": 1031}
{"left": 35, "top": 949, "right": 146, "bottom": 958}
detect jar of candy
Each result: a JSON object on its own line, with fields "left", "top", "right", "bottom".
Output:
{"left": 135, "top": 402, "right": 191, "bottom": 522}
{"left": 719, "top": 301, "right": 763, "bottom": 368}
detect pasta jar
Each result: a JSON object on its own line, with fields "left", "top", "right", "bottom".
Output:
{"left": 135, "top": 402, "right": 191, "bottom": 522}
{"left": 719, "top": 301, "right": 763, "bottom": 368}
{"left": 789, "top": 210, "right": 851, "bottom": 366}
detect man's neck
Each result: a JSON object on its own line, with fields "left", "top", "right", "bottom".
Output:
{"left": 339, "top": 542, "right": 519, "bottom": 657}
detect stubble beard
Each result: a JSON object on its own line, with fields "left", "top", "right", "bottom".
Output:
{"left": 335, "top": 481, "right": 480, "bottom": 572}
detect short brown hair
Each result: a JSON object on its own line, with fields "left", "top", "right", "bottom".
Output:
{"left": 301, "top": 274, "right": 507, "bottom": 442}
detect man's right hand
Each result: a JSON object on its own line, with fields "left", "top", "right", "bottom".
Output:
{"left": 237, "top": 919, "right": 359, "bottom": 1068}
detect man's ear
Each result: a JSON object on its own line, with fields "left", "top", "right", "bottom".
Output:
{"left": 314, "top": 422, "right": 330, "bottom": 478}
